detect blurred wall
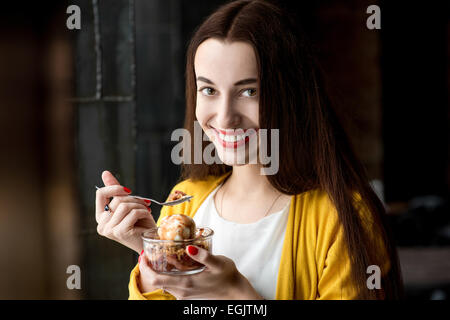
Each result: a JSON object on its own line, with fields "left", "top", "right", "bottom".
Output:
{"left": 0, "top": 2, "right": 80, "bottom": 299}
{"left": 72, "top": 0, "right": 138, "bottom": 299}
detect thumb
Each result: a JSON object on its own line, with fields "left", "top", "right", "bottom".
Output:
{"left": 186, "top": 245, "right": 219, "bottom": 269}
{"left": 102, "top": 170, "right": 120, "bottom": 186}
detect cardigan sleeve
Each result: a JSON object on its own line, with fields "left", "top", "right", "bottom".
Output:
{"left": 315, "top": 192, "right": 390, "bottom": 300}
{"left": 316, "top": 218, "right": 359, "bottom": 299}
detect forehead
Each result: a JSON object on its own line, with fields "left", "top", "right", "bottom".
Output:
{"left": 194, "top": 38, "right": 258, "bottom": 83}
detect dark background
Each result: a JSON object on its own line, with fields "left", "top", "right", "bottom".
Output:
{"left": 0, "top": 0, "right": 448, "bottom": 299}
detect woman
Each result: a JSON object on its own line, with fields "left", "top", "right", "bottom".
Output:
{"left": 95, "top": 0, "right": 404, "bottom": 300}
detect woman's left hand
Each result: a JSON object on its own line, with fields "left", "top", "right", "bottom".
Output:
{"left": 138, "top": 245, "right": 264, "bottom": 300}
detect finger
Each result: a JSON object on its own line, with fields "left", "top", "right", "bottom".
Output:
{"left": 132, "top": 226, "right": 149, "bottom": 240}
{"left": 139, "top": 253, "right": 173, "bottom": 288}
{"left": 95, "top": 185, "right": 131, "bottom": 220}
{"left": 108, "top": 195, "right": 151, "bottom": 212}
{"left": 165, "top": 254, "right": 198, "bottom": 271}
{"left": 110, "top": 208, "right": 154, "bottom": 238}
{"left": 102, "top": 170, "right": 120, "bottom": 186}
{"left": 186, "top": 245, "right": 220, "bottom": 269}
{"left": 139, "top": 252, "right": 156, "bottom": 272}
{"left": 95, "top": 201, "right": 112, "bottom": 225}
{"left": 107, "top": 203, "right": 150, "bottom": 228}
{"left": 96, "top": 211, "right": 113, "bottom": 234}
{"left": 140, "top": 254, "right": 189, "bottom": 300}
{"left": 138, "top": 253, "right": 161, "bottom": 292}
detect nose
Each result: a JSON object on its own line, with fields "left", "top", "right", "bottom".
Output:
{"left": 215, "top": 95, "right": 241, "bottom": 129}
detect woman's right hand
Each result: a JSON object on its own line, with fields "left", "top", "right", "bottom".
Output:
{"left": 95, "top": 170, "right": 156, "bottom": 254}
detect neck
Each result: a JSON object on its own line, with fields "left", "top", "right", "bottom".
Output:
{"left": 225, "top": 164, "right": 278, "bottom": 197}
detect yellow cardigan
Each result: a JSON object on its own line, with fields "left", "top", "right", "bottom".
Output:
{"left": 128, "top": 173, "right": 389, "bottom": 300}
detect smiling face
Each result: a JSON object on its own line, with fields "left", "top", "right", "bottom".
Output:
{"left": 194, "top": 38, "right": 260, "bottom": 166}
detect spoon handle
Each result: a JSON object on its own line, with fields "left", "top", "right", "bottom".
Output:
{"left": 94, "top": 186, "right": 192, "bottom": 206}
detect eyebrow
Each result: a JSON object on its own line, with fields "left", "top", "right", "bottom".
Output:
{"left": 196, "top": 76, "right": 257, "bottom": 86}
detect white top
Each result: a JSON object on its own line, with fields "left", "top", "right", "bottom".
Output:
{"left": 193, "top": 184, "right": 291, "bottom": 299}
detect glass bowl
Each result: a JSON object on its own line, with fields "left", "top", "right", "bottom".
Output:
{"left": 142, "top": 226, "right": 214, "bottom": 275}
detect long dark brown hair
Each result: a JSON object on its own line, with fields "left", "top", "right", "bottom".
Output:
{"left": 181, "top": 0, "right": 404, "bottom": 299}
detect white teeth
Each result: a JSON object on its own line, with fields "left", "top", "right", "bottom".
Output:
{"left": 218, "top": 131, "right": 247, "bottom": 143}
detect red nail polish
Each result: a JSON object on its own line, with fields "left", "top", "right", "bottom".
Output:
{"left": 144, "top": 199, "right": 151, "bottom": 204}
{"left": 147, "top": 206, "right": 151, "bottom": 212}
{"left": 187, "top": 246, "right": 198, "bottom": 255}
{"left": 124, "top": 187, "right": 132, "bottom": 193}
{"left": 138, "top": 250, "right": 144, "bottom": 263}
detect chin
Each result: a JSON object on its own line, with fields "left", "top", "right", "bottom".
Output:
{"left": 214, "top": 143, "right": 258, "bottom": 166}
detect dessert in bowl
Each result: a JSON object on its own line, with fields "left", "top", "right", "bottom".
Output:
{"left": 142, "top": 214, "right": 213, "bottom": 275}
{"left": 166, "top": 190, "right": 190, "bottom": 202}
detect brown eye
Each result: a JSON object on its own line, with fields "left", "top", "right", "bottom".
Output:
{"left": 201, "top": 87, "right": 216, "bottom": 96}
{"left": 242, "top": 88, "right": 257, "bottom": 97}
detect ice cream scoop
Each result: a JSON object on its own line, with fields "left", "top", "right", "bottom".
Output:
{"left": 158, "top": 214, "right": 196, "bottom": 241}
{"left": 167, "top": 190, "right": 188, "bottom": 202}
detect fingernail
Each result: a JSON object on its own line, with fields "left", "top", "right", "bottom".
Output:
{"left": 187, "top": 246, "right": 198, "bottom": 255}
{"left": 138, "top": 250, "right": 144, "bottom": 263}
{"left": 144, "top": 199, "right": 151, "bottom": 204}
{"left": 147, "top": 206, "right": 151, "bottom": 212}
{"left": 124, "top": 187, "right": 132, "bottom": 193}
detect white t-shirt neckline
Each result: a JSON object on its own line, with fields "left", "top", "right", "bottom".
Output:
{"left": 211, "top": 183, "right": 291, "bottom": 225}
{"left": 193, "top": 183, "right": 291, "bottom": 299}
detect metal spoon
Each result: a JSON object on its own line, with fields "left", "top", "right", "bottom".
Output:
{"left": 95, "top": 186, "right": 193, "bottom": 206}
